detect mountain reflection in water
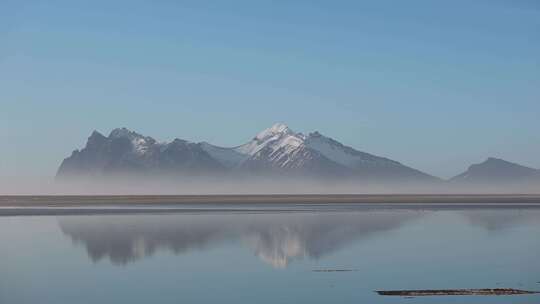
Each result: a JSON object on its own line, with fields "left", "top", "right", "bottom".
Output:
{"left": 58, "top": 210, "right": 419, "bottom": 267}
{"left": 58, "top": 208, "right": 539, "bottom": 268}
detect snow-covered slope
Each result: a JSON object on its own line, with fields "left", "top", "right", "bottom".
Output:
{"left": 234, "top": 123, "right": 298, "bottom": 156}
{"left": 200, "top": 142, "right": 247, "bottom": 168}
{"left": 305, "top": 131, "right": 399, "bottom": 168}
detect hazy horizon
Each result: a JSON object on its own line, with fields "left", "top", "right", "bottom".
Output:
{"left": 2, "top": 174, "right": 539, "bottom": 196}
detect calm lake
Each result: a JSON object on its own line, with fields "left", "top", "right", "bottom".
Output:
{"left": 1, "top": 203, "right": 539, "bottom": 303}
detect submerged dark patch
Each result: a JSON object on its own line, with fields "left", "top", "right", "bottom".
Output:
{"left": 312, "top": 269, "right": 358, "bottom": 272}
{"left": 376, "top": 288, "right": 539, "bottom": 296}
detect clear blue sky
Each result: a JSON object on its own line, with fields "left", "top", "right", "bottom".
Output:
{"left": 1, "top": 0, "right": 539, "bottom": 179}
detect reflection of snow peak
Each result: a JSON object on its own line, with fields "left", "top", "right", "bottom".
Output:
{"left": 58, "top": 211, "right": 420, "bottom": 267}
{"left": 133, "top": 237, "right": 149, "bottom": 260}
{"left": 245, "top": 227, "right": 306, "bottom": 268}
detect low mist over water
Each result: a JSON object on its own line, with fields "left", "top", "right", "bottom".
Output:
{"left": 3, "top": 175, "right": 540, "bottom": 195}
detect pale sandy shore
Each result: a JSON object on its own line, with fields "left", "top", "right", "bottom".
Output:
{"left": 1, "top": 195, "right": 540, "bottom": 216}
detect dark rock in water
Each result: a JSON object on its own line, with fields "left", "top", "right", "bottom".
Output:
{"left": 376, "top": 288, "right": 539, "bottom": 296}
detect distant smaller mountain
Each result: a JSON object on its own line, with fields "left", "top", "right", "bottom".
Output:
{"left": 451, "top": 157, "right": 540, "bottom": 186}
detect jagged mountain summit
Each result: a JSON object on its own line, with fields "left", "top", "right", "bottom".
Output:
{"left": 57, "top": 123, "right": 438, "bottom": 182}
{"left": 57, "top": 128, "right": 225, "bottom": 178}
{"left": 451, "top": 157, "right": 540, "bottom": 185}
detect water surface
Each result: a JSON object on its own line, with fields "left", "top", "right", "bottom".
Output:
{"left": 1, "top": 204, "right": 539, "bottom": 303}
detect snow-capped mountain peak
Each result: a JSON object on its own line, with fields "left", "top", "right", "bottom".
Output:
{"left": 236, "top": 123, "right": 299, "bottom": 156}
{"left": 201, "top": 124, "right": 306, "bottom": 168}
{"left": 235, "top": 124, "right": 401, "bottom": 171}
{"left": 255, "top": 123, "right": 293, "bottom": 141}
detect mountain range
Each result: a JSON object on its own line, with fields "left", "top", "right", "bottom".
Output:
{"left": 56, "top": 123, "right": 540, "bottom": 189}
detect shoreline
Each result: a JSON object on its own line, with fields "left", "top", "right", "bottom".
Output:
{"left": 2, "top": 194, "right": 540, "bottom": 206}
{"left": 1, "top": 195, "right": 540, "bottom": 216}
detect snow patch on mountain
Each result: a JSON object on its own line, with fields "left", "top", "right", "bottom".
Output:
{"left": 109, "top": 128, "right": 159, "bottom": 156}
{"left": 305, "top": 132, "right": 398, "bottom": 168}
{"left": 235, "top": 123, "right": 298, "bottom": 156}
{"left": 255, "top": 123, "right": 292, "bottom": 140}
{"left": 200, "top": 142, "right": 247, "bottom": 168}
{"left": 305, "top": 135, "right": 360, "bottom": 167}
